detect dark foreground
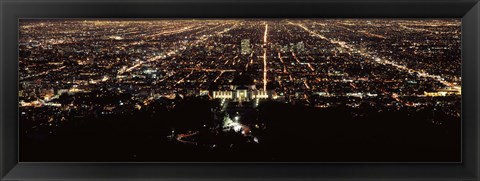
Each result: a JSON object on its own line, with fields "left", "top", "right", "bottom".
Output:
{"left": 20, "top": 96, "right": 460, "bottom": 162}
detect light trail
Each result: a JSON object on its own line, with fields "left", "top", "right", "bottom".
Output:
{"left": 176, "top": 131, "right": 199, "bottom": 145}
{"left": 263, "top": 23, "right": 269, "bottom": 90}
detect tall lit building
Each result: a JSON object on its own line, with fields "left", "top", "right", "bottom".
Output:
{"left": 241, "top": 39, "right": 252, "bottom": 55}
{"left": 296, "top": 41, "right": 305, "bottom": 53}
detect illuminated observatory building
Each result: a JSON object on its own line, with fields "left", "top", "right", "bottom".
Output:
{"left": 212, "top": 73, "right": 270, "bottom": 101}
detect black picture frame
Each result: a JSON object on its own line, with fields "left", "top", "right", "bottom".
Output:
{"left": 1, "top": 0, "right": 479, "bottom": 180}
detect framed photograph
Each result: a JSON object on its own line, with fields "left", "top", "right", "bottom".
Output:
{"left": 1, "top": 0, "right": 479, "bottom": 180}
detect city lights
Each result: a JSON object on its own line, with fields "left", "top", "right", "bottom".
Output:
{"left": 19, "top": 19, "right": 461, "bottom": 162}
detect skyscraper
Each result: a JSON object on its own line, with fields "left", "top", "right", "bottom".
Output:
{"left": 241, "top": 39, "right": 252, "bottom": 55}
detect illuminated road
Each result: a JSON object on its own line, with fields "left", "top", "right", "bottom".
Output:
{"left": 214, "top": 71, "right": 225, "bottom": 82}
{"left": 120, "top": 23, "right": 237, "bottom": 77}
{"left": 144, "top": 25, "right": 201, "bottom": 39}
{"left": 278, "top": 52, "right": 288, "bottom": 74}
{"left": 176, "top": 68, "right": 196, "bottom": 84}
{"left": 245, "top": 51, "right": 255, "bottom": 71}
{"left": 330, "top": 23, "right": 387, "bottom": 39}
{"left": 119, "top": 54, "right": 171, "bottom": 75}
{"left": 21, "top": 65, "right": 66, "bottom": 81}
{"left": 292, "top": 52, "right": 302, "bottom": 64}
{"left": 397, "top": 23, "right": 452, "bottom": 35}
{"left": 184, "top": 68, "right": 236, "bottom": 72}
{"left": 263, "top": 23, "right": 269, "bottom": 90}
{"left": 288, "top": 21, "right": 460, "bottom": 91}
